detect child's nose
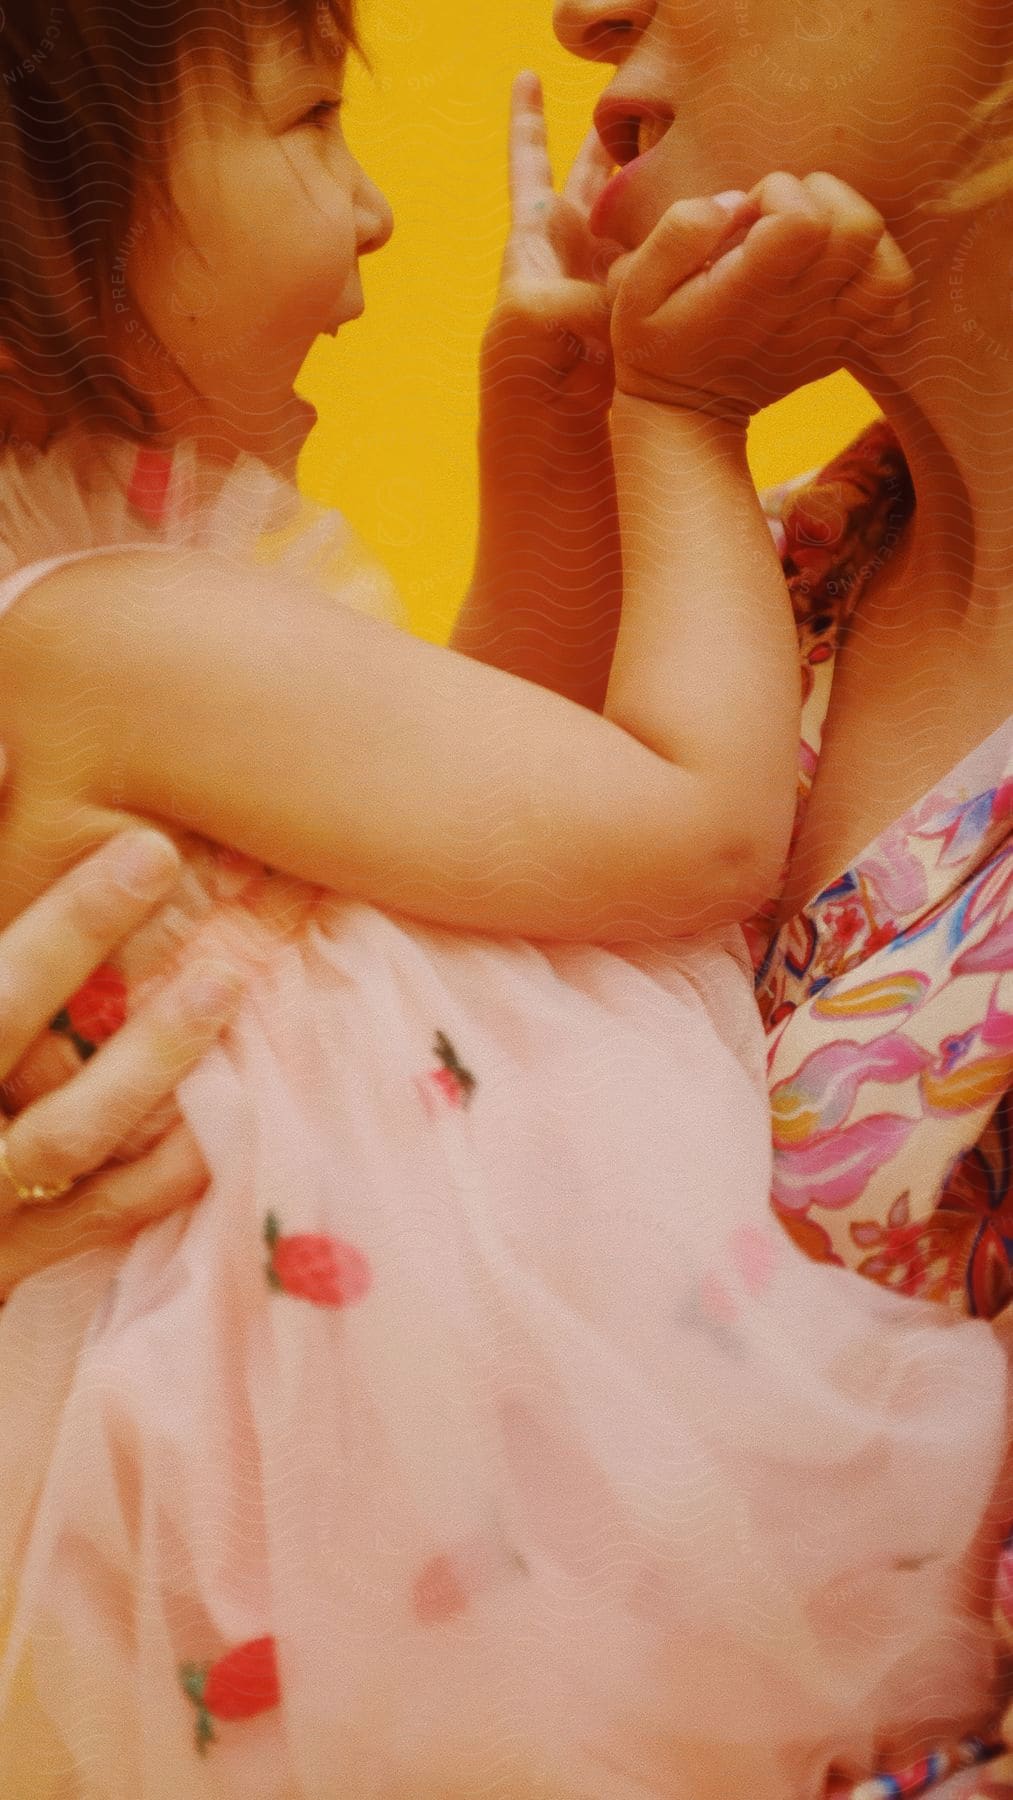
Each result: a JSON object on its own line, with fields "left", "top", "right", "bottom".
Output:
{"left": 357, "top": 173, "right": 394, "bottom": 256}
{"left": 552, "top": 0, "right": 654, "bottom": 62}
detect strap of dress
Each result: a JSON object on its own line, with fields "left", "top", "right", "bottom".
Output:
{"left": 0, "top": 542, "right": 179, "bottom": 626}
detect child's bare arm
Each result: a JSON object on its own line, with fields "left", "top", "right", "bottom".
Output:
{"left": 0, "top": 549, "right": 766, "bottom": 946}
{"left": 602, "top": 170, "right": 915, "bottom": 896}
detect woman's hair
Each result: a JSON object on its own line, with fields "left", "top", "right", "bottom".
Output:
{"left": 0, "top": 0, "right": 360, "bottom": 449}
{"left": 937, "top": 73, "right": 1013, "bottom": 214}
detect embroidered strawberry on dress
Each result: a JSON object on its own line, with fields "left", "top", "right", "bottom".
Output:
{"left": 412, "top": 1529, "right": 530, "bottom": 1626}
{"left": 415, "top": 1030, "right": 477, "bottom": 1115}
{"left": 50, "top": 962, "right": 128, "bottom": 1060}
{"left": 697, "top": 1223, "right": 782, "bottom": 1328}
{"left": 179, "top": 1634, "right": 280, "bottom": 1755}
{"left": 263, "top": 1212, "right": 373, "bottom": 1308}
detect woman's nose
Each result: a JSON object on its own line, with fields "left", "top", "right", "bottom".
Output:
{"left": 552, "top": 0, "right": 654, "bottom": 62}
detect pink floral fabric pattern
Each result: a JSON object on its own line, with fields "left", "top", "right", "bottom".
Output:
{"left": 752, "top": 421, "right": 1012, "bottom": 1316}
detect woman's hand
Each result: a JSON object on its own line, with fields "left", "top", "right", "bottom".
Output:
{"left": 479, "top": 71, "right": 622, "bottom": 436}
{"left": 608, "top": 171, "right": 915, "bottom": 424}
{"left": 0, "top": 820, "right": 245, "bottom": 1299}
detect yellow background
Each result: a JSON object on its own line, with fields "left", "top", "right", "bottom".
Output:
{"left": 295, "top": 0, "right": 881, "bottom": 644}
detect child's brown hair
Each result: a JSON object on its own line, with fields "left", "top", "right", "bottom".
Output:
{"left": 0, "top": 0, "right": 360, "bottom": 449}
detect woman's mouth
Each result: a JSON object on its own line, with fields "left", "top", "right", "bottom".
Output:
{"left": 589, "top": 104, "right": 675, "bottom": 241}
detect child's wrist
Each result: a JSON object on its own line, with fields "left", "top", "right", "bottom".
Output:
{"left": 610, "top": 392, "right": 749, "bottom": 462}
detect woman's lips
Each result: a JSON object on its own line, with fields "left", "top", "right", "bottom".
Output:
{"left": 589, "top": 133, "right": 669, "bottom": 242}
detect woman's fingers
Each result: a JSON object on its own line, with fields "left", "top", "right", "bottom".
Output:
{"left": 609, "top": 193, "right": 755, "bottom": 321}
{"left": 0, "top": 831, "right": 182, "bottom": 1081}
{"left": 0, "top": 1120, "right": 209, "bottom": 1299}
{"left": 0, "top": 957, "right": 245, "bottom": 1211}
{"left": 1, "top": 1027, "right": 80, "bottom": 1115}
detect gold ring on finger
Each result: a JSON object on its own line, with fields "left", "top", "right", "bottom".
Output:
{"left": 0, "top": 1133, "right": 74, "bottom": 1203}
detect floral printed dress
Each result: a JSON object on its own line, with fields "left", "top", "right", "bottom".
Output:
{"left": 749, "top": 422, "right": 1013, "bottom": 1800}
{"left": 0, "top": 425, "right": 1009, "bottom": 1800}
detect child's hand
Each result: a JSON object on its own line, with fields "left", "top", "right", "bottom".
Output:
{"left": 480, "top": 72, "right": 623, "bottom": 433}
{"left": 608, "top": 172, "right": 915, "bottom": 425}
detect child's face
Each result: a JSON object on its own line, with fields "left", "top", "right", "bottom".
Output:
{"left": 554, "top": 0, "right": 1005, "bottom": 249}
{"left": 122, "top": 31, "right": 392, "bottom": 471}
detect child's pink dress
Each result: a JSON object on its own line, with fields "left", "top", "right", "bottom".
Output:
{"left": 0, "top": 429, "right": 1008, "bottom": 1800}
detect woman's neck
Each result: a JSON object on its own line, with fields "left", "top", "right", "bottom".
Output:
{"left": 858, "top": 196, "right": 1013, "bottom": 655}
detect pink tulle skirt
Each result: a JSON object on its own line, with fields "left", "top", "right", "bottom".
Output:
{"left": 0, "top": 890, "right": 1007, "bottom": 1799}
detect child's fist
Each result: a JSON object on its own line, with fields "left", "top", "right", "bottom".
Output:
{"left": 608, "top": 172, "right": 915, "bottom": 424}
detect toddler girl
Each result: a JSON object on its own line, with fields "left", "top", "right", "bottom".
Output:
{"left": 0, "top": 4, "right": 1006, "bottom": 1796}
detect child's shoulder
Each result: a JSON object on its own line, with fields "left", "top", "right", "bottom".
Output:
{"left": 0, "top": 426, "right": 407, "bottom": 631}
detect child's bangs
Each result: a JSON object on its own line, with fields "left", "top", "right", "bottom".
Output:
{"left": 171, "top": 0, "right": 364, "bottom": 104}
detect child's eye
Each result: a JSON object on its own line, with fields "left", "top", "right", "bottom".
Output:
{"left": 302, "top": 98, "right": 343, "bottom": 129}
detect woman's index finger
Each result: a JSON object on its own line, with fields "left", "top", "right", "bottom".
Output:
{"left": 509, "top": 70, "right": 555, "bottom": 214}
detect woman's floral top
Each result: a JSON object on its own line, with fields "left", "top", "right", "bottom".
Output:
{"left": 749, "top": 420, "right": 1013, "bottom": 1800}
{"left": 750, "top": 421, "right": 1012, "bottom": 1321}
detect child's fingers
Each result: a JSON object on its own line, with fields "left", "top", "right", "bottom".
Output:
{"left": 728, "top": 205, "right": 833, "bottom": 301}
{"left": 508, "top": 70, "right": 555, "bottom": 222}
{"left": 740, "top": 172, "right": 911, "bottom": 341}
{"left": 834, "top": 230, "right": 915, "bottom": 337}
{"left": 607, "top": 195, "right": 750, "bottom": 319}
{"left": 729, "top": 172, "right": 833, "bottom": 290}
{"left": 562, "top": 125, "right": 616, "bottom": 214}
{"left": 798, "top": 171, "right": 894, "bottom": 293}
